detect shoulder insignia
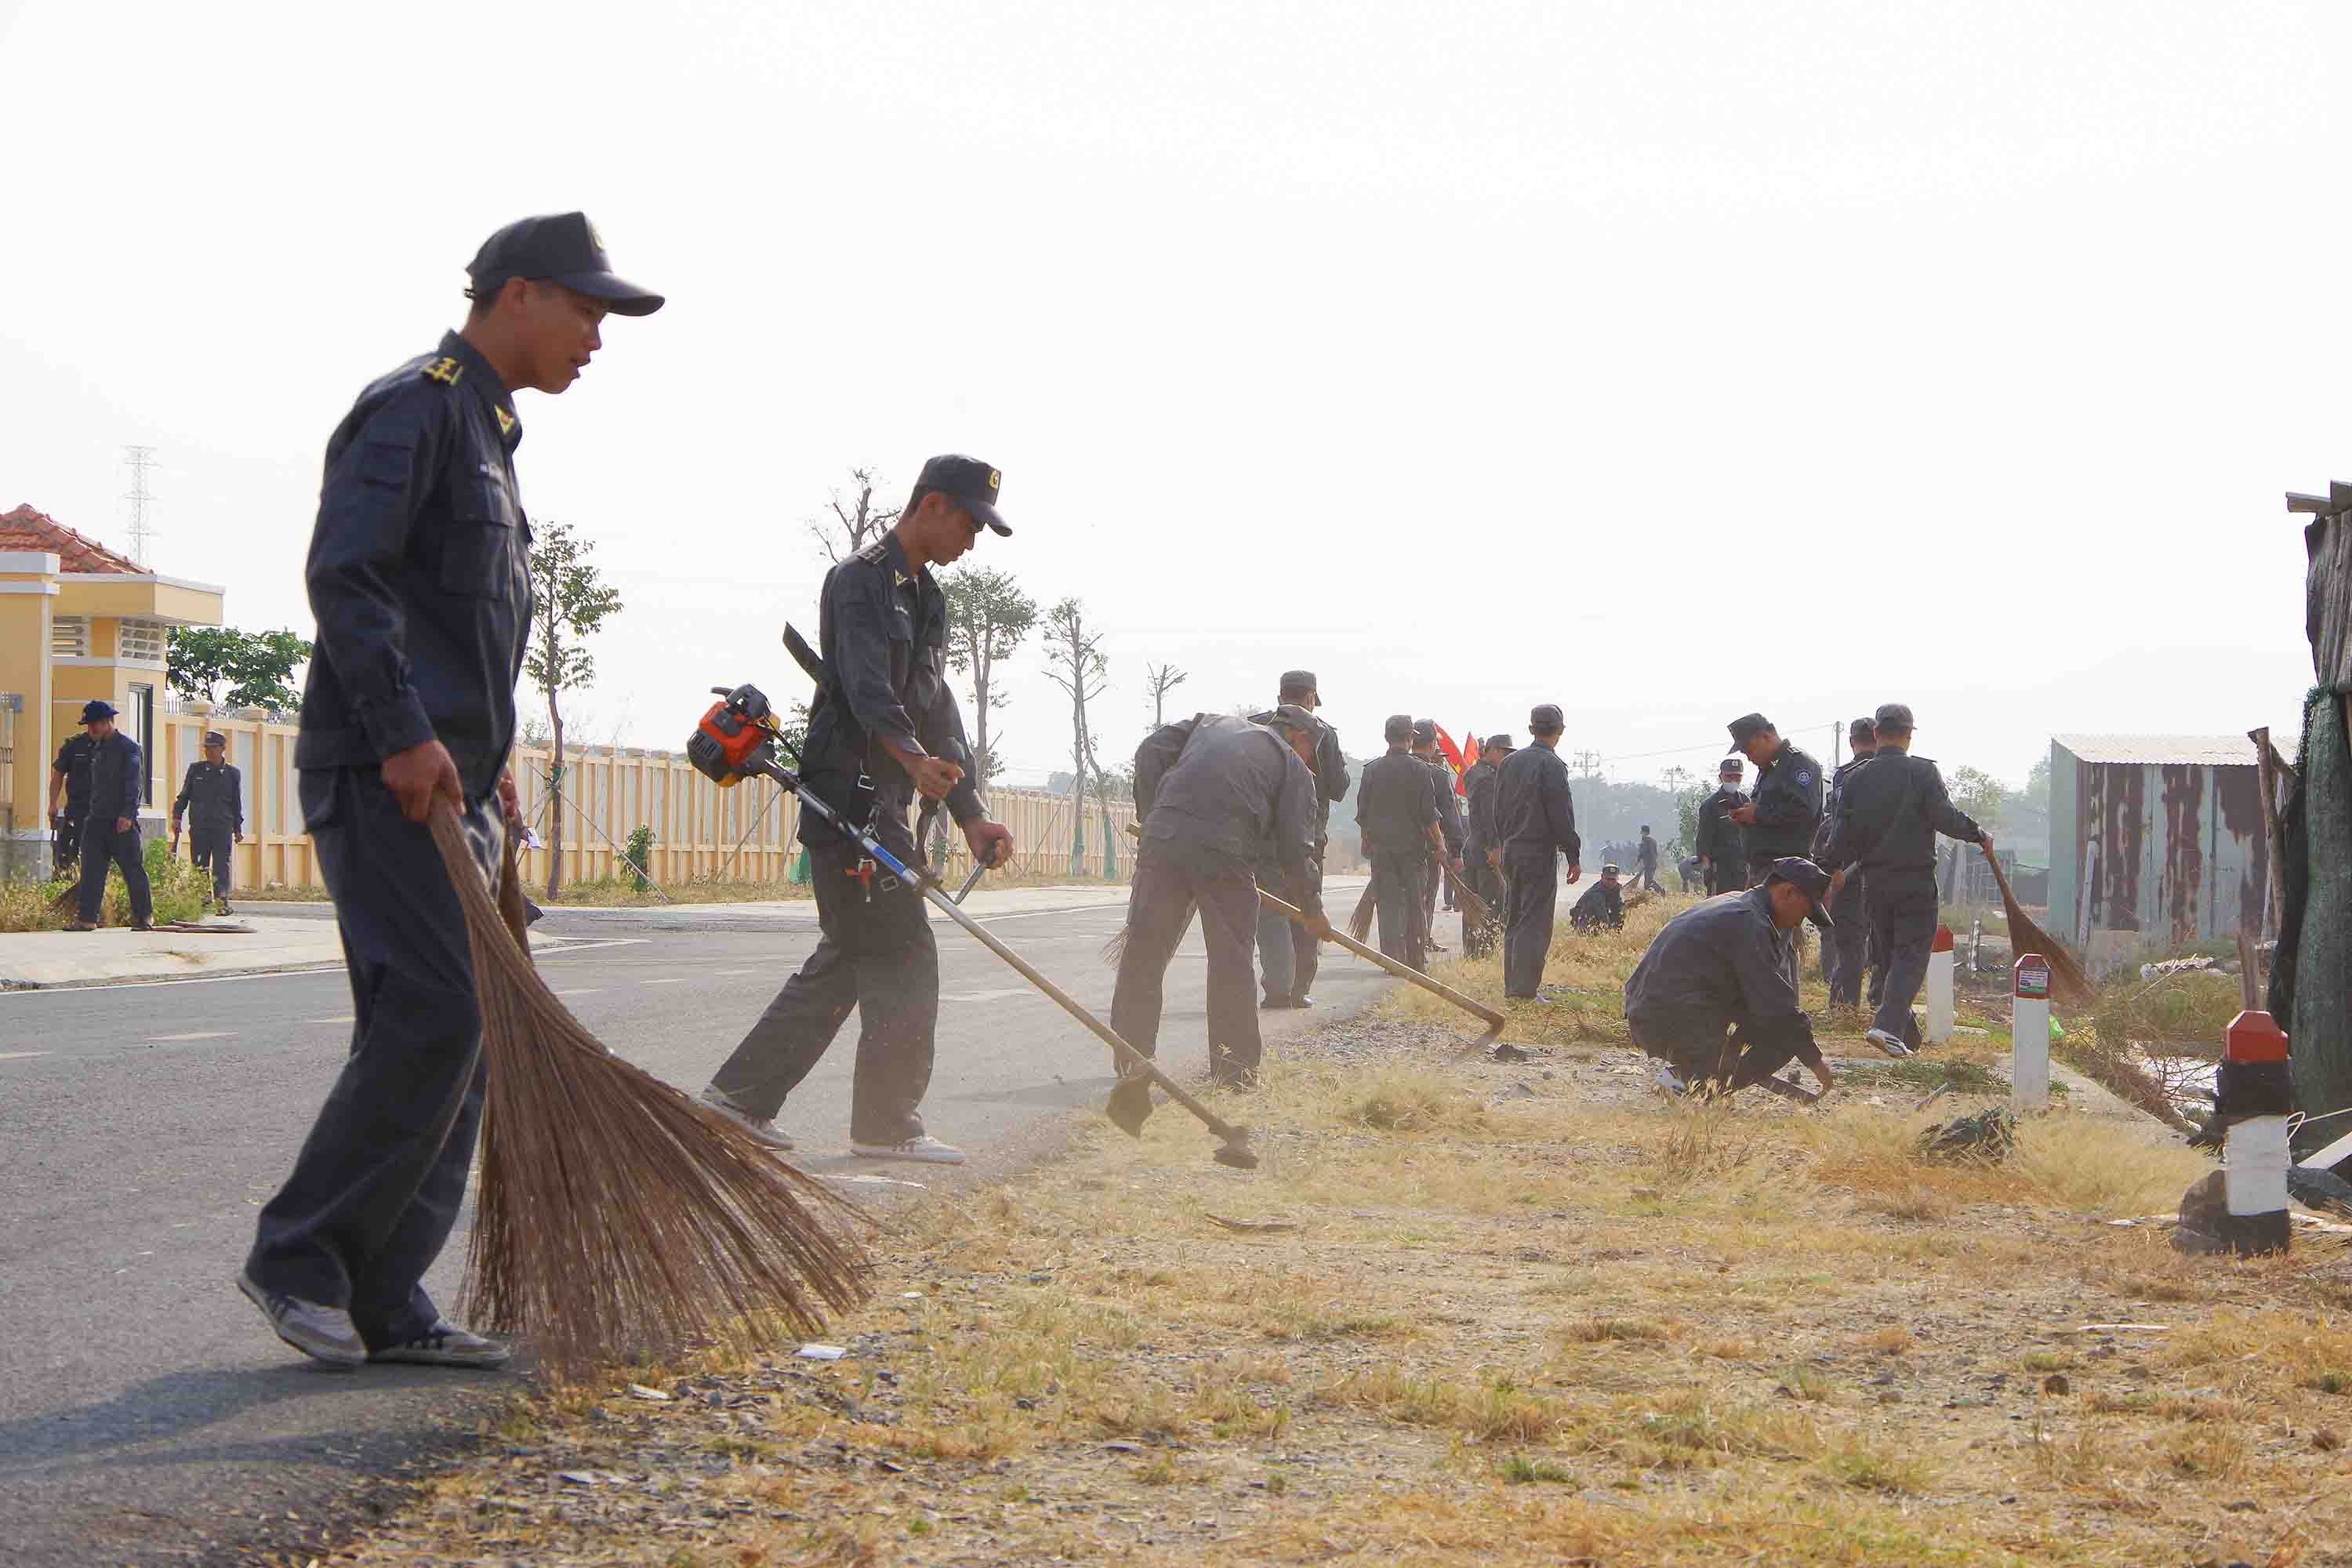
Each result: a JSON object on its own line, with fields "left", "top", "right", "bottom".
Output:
{"left": 421, "top": 356, "right": 463, "bottom": 387}
{"left": 1795, "top": 771, "right": 1813, "bottom": 786}
{"left": 894, "top": 570, "right": 913, "bottom": 587}
{"left": 494, "top": 405, "right": 515, "bottom": 437}
{"left": 855, "top": 539, "right": 892, "bottom": 567}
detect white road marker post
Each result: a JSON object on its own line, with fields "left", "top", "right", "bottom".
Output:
{"left": 2217, "top": 1007, "right": 2292, "bottom": 1256}
{"left": 1926, "top": 925, "right": 1956, "bottom": 1047}
{"left": 2012, "top": 953, "right": 2050, "bottom": 1113}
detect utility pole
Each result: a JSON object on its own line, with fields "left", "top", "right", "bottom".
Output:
{"left": 121, "top": 445, "right": 158, "bottom": 567}
{"left": 1570, "top": 748, "right": 1603, "bottom": 779}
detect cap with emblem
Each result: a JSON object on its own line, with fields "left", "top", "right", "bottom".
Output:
{"left": 1383, "top": 713, "right": 1414, "bottom": 744}
{"left": 204, "top": 730, "right": 227, "bottom": 746}
{"left": 1766, "top": 856, "right": 1836, "bottom": 927}
{"left": 466, "top": 212, "right": 664, "bottom": 317}
{"left": 1601, "top": 863, "right": 1621, "bottom": 877}
{"left": 1278, "top": 670, "right": 1318, "bottom": 702}
{"left": 1718, "top": 756, "right": 1744, "bottom": 778}
{"left": 81, "top": 699, "right": 117, "bottom": 724}
{"left": 1529, "top": 703, "right": 1564, "bottom": 733}
{"left": 1726, "top": 712, "right": 1772, "bottom": 745}
{"left": 912, "top": 455, "right": 1011, "bottom": 537}
{"left": 1483, "top": 733, "right": 1514, "bottom": 753}
{"left": 1873, "top": 702, "right": 1915, "bottom": 731}
{"left": 1849, "top": 717, "right": 1878, "bottom": 742}
{"left": 1410, "top": 718, "right": 1437, "bottom": 746}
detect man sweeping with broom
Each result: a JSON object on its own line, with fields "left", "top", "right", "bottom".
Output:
{"left": 239, "top": 212, "right": 663, "bottom": 1368}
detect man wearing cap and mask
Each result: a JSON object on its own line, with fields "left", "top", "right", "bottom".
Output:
{"left": 704, "top": 456, "right": 1018, "bottom": 1163}
{"left": 1460, "top": 732, "right": 1512, "bottom": 957}
{"left": 1694, "top": 757, "right": 1748, "bottom": 895}
{"left": 1624, "top": 857, "right": 1838, "bottom": 1099}
{"left": 1818, "top": 703, "right": 1992, "bottom": 1058}
{"left": 1813, "top": 718, "right": 1879, "bottom": 1012}
{"left": 1112, "top": 709, "right": 1329, "bottom": 1090}
{"left": 241, "top": 213, "right": 662, "bottom": 1372}
{"left": 1356, "top": 715, "right": 1443, "bottom": 969}
{"left": 63, "top": 699, "right": 154, "bottom": 932}
{"left": 1250, "top": 671, "right": 1348, "bottom": 1007}
{"left": 1494, "top": 704, "right": 1582, "bottom": 1000}
{"left": 173, "top": 729, "right": 245, "bottom": 914}
{"left": 1410, "top": 719, "right": 1465, "bottom": 951}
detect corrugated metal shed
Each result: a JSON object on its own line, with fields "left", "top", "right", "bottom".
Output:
{"left": 2048, "top": 735, "right": 2270, "bottom": 949}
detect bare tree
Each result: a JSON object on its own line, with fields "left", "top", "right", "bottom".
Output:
{"left": 1144, "top": 662, "right": 1189, "bottom": 731}
{"left": 942, "top": 564, "right": 1038, "bottom": 785}
{"left": 1041, "top": 597, "right": 1109, "bottom": 872}
{"left": 808, "top": 466, "right": 901, "bottom": 564}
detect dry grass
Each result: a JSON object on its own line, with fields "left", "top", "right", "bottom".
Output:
{"left": 326, "top": 897, "right": 2350, "bottom": 1568}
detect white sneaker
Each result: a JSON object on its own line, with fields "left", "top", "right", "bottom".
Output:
{"left": 369, "top": 1320, "right": 513, "bottom": 1369}
{"left": 237, "top": 1269, "right": 366, "bottom": 1369}
{"left": 1652, "top": 1063, "right": 1689, "bottom": 1096}
{"left": 851, "top": 1135, "right": 967, "bottom": 1166}
{"left": 1865, "top": 1029, "right": 1915, "bottom": 1058}
{"left": 699, "top": 1085, "right": 795, "bottom": 1151}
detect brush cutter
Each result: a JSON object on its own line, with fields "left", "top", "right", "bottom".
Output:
{"left": 1256, "top": 888, "right": 1506, "bottom": 1054}
{"left": 690, "top": 684, "right": 1258, "bottom": 1171}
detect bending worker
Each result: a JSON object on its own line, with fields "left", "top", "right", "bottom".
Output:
{"left": 1113, "top": 707, "right": 1329, "bottom": 1090}
{"left": 1624, "top": 857, "right": 1839, "bottom": 1099}
{"left": 1570, "top": 862, "right": 1625, "bottom": 932}
{"left": 702, "top": 456, "right": 1016, "bottom": 1165}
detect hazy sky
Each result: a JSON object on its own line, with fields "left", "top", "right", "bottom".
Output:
{"left": 2, "top": 0, "right": 2339, "bottom": 791}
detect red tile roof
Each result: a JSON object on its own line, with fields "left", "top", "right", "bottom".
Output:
{"left": 0, "top": 505, "right": 143, "bottom": 574}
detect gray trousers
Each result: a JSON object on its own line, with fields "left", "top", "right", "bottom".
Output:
{"left": 189, "top": 818, "right": 234, "bottom": 899}
{"left": 710, "top": 835, "right": 938, "bottom": 1145}
{"left": 1254, "top": 854, "right": 1321, "bottom": 1002}
{"left": 1866, "top": 874, "right": 1940, "bottom": 1047}
{"left": 246, "top": 770, "right": 499, "bottom": 1349}
{"left": 1502, "top": 850, "right": 1559, "bottom": 997}
{"left": 1370, "top": 851, "right": 1427, "bottom": 971}
{"left": 1824, "top": 868, "right": 1868, "bottom": 1004}
{"left": 1113, "top": 840, "right": 1263, "bottom": 1083}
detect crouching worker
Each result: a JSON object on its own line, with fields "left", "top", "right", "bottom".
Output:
{"left": 1622, "top": 857, "right": 1838, "bottom": 1100}
{"left": 1112, "top": 708, "right": 1330, "bottom": 1091}
{"left": 1570, "top": 863, "right": 1626, "bottom": 933}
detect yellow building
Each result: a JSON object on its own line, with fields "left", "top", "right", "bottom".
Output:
{"left": 0, "top": 505, "right": 224, "bottom": 871}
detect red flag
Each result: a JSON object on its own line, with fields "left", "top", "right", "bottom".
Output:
{"left": 1433, "top": 724, "right": 1465, "bottom": 773}
{"left": 1456, "top": 733, "right": 1479, "bottom": 795}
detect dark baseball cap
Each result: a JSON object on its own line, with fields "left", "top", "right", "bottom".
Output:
{"left": 1727, "top": 712, "right": 1772, "bottom": 745}
{"left": 1874, "top": 702, "right": 1916, "bottom": 731}
{"left": 1718, "top": 755, "right": 1745, "bottom": 777}
{"left": 1849, "top": 717, "right": 1878, "bottom": 742}
{"left": 1530, "top": 703, "right": 1564, "bottom": 733}
{"left": 1766, "top": 856, "right": 1835, "bottom": 927}
{"left": 1410, "top": 718, "right": 1437, "bottom": 746}
{"left": 1384, "top": 713, "right": 1414, "bottom": 743}
{"left": 466, "top": 212, "right": 664, "bottom": 316}
{"left": 1483, "top": 733, "right": 1515, "bottom": 753}
{"left": 80, "top": 699, "right": 117, "bottom": 724}
{"left": 1279, "top": 670, "right": 1318, "bottom": 700}
{"left": 203, "top": 729, "right": 227, "bottom": 746}
{"left": 913, "top": 454, "right": 1010, "bottom": 536}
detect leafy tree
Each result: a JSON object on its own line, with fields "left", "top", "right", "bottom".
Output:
{"left": 523, "top": 520, "right": 623, "bottom": 900}
{"left": 1946, "top": 764, "right": 2010, "bottom": 831}
{"left": 942, "top": 564, "right": 1037, "bottom": 786}
{"left": 166, "top": 626, "right": 310, "bottom": 711}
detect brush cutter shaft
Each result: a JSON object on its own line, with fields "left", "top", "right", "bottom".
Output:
{"left": 759, "top": 760, "right": 1250, "bottom": 1148}
{"left": 1257, "top": 889, "right": 1505, "bottom": 1030}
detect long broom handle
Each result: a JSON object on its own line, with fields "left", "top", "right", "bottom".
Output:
{"left": 1256, "top": 887, "right": 1506, "bottom": 1030}
{"left": 765, "top": 762, "right": 1250, "bottom": 1147}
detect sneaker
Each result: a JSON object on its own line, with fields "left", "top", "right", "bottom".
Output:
{"left": 1290, "top": 993, "right": 1314, "bottom": 1008}
{"left": 369, "top": 1320, "right": 512, "bottom": 1369}
{"left": 851, "top": 1135, "right": 967, "bottom": 1165}
{"left": 64, "top": 921, "right": 96, "bottom": 933}
{"left": 698, "top": 1085, "right": 795, "bottom": 1151}
{"left": 1653, "top": 1063, "right": 1689, "bottom": 1095}
{"left": 237, "top": 1269, "right": 365, "bottom": 1369}
{"left": 130, "top": 921, "right": 154, "bottom": 932}
{"left": 1865, "top": 1028, "right": 1915, "bottom": 1058}
{"left": 216, "top": 899, "right": 233, "bottom": 916}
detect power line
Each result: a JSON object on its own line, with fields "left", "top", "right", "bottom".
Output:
{"left": 1595, "top": 719, "right": 1847, "bottom": 770}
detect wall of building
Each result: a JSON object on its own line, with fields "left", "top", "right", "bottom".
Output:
{"left": 2049, "top": 742, "right": 2268, "bottom": 951}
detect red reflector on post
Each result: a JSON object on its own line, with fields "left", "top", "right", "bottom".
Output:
{"left": 1932, "top": 925, "right": 1954, "bottom": 953}
{"left": 2225, "top": 1010, "right": 2290, "bottom": 1064}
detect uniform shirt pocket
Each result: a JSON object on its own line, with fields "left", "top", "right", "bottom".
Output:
{"left": 440, "top": 478, "right": 519, "bottom": 599}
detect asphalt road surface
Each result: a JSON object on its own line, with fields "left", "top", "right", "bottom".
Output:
{"left": 0, "top": 885, "right": 1390, "bottom": 1566}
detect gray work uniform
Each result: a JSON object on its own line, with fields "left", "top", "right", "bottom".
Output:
{"left": 1492, "top": 745, "right": 1581, "bottom": 998}
{"left": 1635, "top": 831, "right": 1661, "bottom": 894}
{"left": 175, "top": 759, "right": 245, "bottom": 900}
{"left": 1116, "top": 713, "right": 1319, "bottom": 1084}
{"left": 1460, "top": 760, "right": 1505, "bottom": 956}
{"left": 1695, "top": 786, "right": 1748, "bottom": 895}
{"left": 1356, "top": 748, "right": 1439, "bottom": 971}
{"left": 74, "top": 731, "right": 154, "bottom": 927}
{"left": 1815, "top": 753, "right": 1872, "bottom": 1005}
{"left": 1417, "top": 753, "right": 1463, "bottom": 938}
{"left": 1247, "top": 710, "right": 1347, "bottom": 1004}
{"left": 1624, "top": 887, "right": 1825, "bottom": 1091}
{"left": 1819, "top": 749, "right": 1982, "bottom": 1049}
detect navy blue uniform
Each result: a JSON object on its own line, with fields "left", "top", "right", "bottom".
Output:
{"left": 1624, "top": 887, "right": 1825, "bottom": 1091}
{"left": 175, "top": 759, "right": 244, "bottom": 901}
{"left": 49, "top": 732, "right": 96, "bottom": 875}
{"left": 1417, "top": 754, "right": 1463, "bottom": 939}
{"left": 1815, "top": 754, "right": 1873, "bottom": 1005}
{"left": 1695, "top": 785, "right": 1747, "bottom": 894}
{"left": 709, "top": 535, "right": 982, "bottom": 1144}
{"left": 1819, "top": 749, "right": 1984, "bottom": 1048}
{"left": 1459, "top": 759, "right": 1505, "bottom": 956}
{"left": 1356, "top": 749, "right": 1439, "bottom": 970}
{"left": 1634, "top": 831, "right": 1662, "bottom": 894}
{"left": 1570, "top": 877, "right": 1625, "bottom": 932}
{"left": 246, "top": 332, "right": 526, "bottom": 1352}
{"left": 1741, "top": 739, "right": 1824, "bottom": 877}
{"left": 1493, "top": 744, "right": 1581, "bottom": 998}
{"left": 74, "top": 731, "right": 152, "bottom": 926}
{"left": 1249, "top": 710, "right": 1347, "bottom": 1004}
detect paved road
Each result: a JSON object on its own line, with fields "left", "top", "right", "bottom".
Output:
{"left": 0, "top": 887, "right": 1384, "bottom": 1566}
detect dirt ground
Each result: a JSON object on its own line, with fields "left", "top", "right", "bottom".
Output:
{"left": 320, "top": 899, "right": 2352, "bottom": 1567}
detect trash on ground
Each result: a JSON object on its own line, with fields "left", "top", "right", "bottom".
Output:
{"left": 797, "top": 1343, "right": 848, "bottom": 1360}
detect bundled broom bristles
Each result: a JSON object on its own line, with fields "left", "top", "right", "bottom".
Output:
{"left": 1980, "top": 844, "right": 2096, "bottom": 1006}
{"left": 1348, "top": 879, "right": 1378, "bottom": 943}
{"left": 430, "top": 808, "right": 869, "bottom": 1384}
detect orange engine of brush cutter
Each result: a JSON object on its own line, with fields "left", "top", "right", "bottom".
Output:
{"left": 688, "top": 701, "right": 769, "bottom": 785}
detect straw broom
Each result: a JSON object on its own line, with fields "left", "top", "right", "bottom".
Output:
{"left": 1979, "top": 842, "right": 2096, "bottom": 1006}
{"left": 430, "top": 807, "right": 868, "bottom": 1383}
